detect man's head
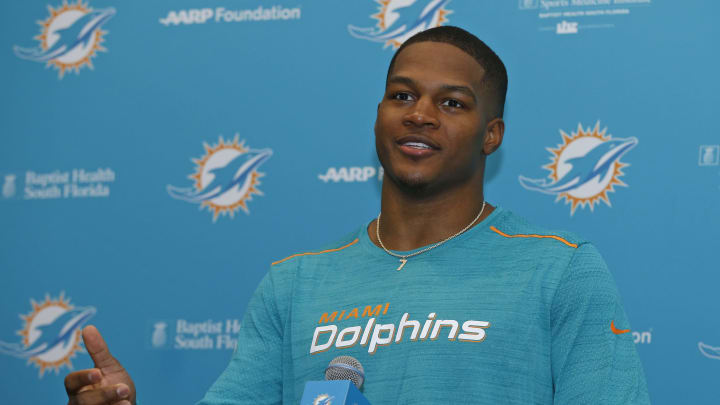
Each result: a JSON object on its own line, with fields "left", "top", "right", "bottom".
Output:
{"left": 375, "top": 26, "right": 507, "bottom": 194}
{"left": 386, "top": 26, "right": 508, "bottom": 119}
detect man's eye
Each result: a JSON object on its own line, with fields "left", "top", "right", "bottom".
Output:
{"left": 391, "top": 92, "right": 413, "bottom": 101}
{"left": 441, "top": 99, "right": 464, "bottom": 108}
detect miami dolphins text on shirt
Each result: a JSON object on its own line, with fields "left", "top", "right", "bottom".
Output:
{"left": 310, "top": 303, "right": 490, "bottom": 355}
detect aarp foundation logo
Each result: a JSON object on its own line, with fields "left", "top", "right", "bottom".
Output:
{"left": 13, "top": 1, "right": 115, "bottom": 78}
{"left": 519, "top": 122, "right": 638, "bottom": 215}
{"left": 167, "top": 134, "right": 272, "bottom": 222}
{"left": 348, "top": 0, "right": 452, "bottom": 49}
{"left": 0, "top": 292, "right": 96, "bottom": 377}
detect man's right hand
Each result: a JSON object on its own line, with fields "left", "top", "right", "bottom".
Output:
{"left": 65, "top": 325, "right": 136, "bottom": 405}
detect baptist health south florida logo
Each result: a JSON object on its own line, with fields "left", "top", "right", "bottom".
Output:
{"left": 519, "top": 122, "right": 638, "bottom": 215}
{"left": 348, "top": 0, "right": 452, "bottom": 49}
{"left": 167, "top": 135, "right": 272, "bottom": 221}
{"left": 13, "top": 1, "right": 115, "bottom": 78}
{"left": 0, "top": 293, "right": 96, "bottom": 377}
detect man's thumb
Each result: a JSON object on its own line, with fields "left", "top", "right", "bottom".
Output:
{"left": 82, "top": 325, "right": 121, "bottom": 372}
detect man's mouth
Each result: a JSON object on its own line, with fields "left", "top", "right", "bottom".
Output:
{"left": 396, "top": 135, "right": 440, "bottom": 149}
{"left": 402, "top": 141, "right": 432, "bottom": 150}
{"left": 396, "top": 136, "right": 440, "bottom": 157}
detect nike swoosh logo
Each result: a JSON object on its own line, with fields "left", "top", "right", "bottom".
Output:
{"left": 611, "top": 320, "right": 630, "bottom": 335}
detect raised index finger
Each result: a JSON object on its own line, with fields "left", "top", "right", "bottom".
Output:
{"left": 64, "top": 368, "right": 100, "bottom": 394}
{"left": 82, "top": 325, "right": 122, "bottom": 373}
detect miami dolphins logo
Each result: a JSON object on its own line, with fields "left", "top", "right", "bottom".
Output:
{"left": 348, "top": 0, "right": 452, "bottom": 49}
{"left": 0, "top": 292, "right": 96, "bottom": 377}
{"left": 519, "top": 122, "right": 638, "bottom": 215}
{"left": 313, "top": 394, "right": 334, "bottom": 405}
{"left": 699, "top": 342, "right": 720, "bottom": 360}
{"left": 13, "top": 0, "right": 115, "bottom": 78}
{"left": 167, "top": 135, "right": 272, "bottom": 221}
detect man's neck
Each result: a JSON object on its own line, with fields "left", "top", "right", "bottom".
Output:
{"left": 368, "top": 176, "right": 493, "bottom": 251}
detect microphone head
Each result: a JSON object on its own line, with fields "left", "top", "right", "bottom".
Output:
{"left": 325, "top": 356, "right": 365, "bottom": 389}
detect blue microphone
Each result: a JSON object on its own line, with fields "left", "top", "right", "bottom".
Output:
{"left": 300, "top": 356, "right": 371, "bottom": 404}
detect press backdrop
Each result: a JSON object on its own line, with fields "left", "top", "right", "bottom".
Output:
{"left": 2, "top": 1, "right": 719, "bottom": 404}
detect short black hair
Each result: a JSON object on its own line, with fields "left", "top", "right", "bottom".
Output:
{"left": 386, "top": 26, "right": 508, "bottom": 118}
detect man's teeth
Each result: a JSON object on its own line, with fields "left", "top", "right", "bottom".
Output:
{"left": 404, "top": 142, "right": 431, "bottom": 149}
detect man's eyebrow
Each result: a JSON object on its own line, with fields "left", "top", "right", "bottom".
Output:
{"left": 439, "top": 84, "right": 477, "bottom": 103}
{"left": 387, "top": 76, "right": 477, "bottom": 103}
{"left": 387, "top": 75, "right": 416, "bottom": 87}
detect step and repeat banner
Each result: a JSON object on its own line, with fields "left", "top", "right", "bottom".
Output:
{"left": 1, "top": 0, "right": 718, "bottom": 403}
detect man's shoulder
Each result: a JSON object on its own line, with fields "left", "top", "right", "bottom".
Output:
{"left": 487, "top": 208, "right": 608, "bottom": 286}
{"left": 269, "top": 227, "right": 365, "bottom": 271}
{"left": 487, "top": 207, "right": 588, "bottom": 253}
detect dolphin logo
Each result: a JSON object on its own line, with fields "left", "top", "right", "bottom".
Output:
{"left": 167, "top": 148, "right": 272, "bottom": 204}
{"left": 519, "top": 137, "right": 638, "bottom": 195}
{"left": 14, "top": 7, "right": 115, "bottom": 63}
{"left": 348, "top": 0, "right": 450, "bottom": 45}
{"left": 0, "top": 306, "right": 95, "bottom": 359}
{"left": 699, "top": 342, "right": 720, "bottom": 360}
{"left": 313, "top": 394, "right": 335, "bottom": 405}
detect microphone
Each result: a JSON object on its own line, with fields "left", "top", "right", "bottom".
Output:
{"left": 325, "top": 356, "right": 365, "bottom": 389}
{"left": 300, "top": 356, "right": 371, "bottom": 404}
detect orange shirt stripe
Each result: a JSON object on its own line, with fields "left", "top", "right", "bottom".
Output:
{"left": 271, "top": 238, "right": 359, "bottom": 266}
{"left": 489, "top": 226, "right": 578, "bottom": 248}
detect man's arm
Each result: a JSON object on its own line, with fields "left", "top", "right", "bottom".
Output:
{"left": 197, "top": 271, "right": 286, "bottom": 405}
{"left": 550, "top": 243, "right": 650, "bottom": 404}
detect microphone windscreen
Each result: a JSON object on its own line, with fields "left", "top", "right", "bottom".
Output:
{"left": 325, "top": 356, "right": 365, "bottom": 389}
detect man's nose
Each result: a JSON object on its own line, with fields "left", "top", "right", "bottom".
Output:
{"left": 403, "top": 98, "right": 440, "bottom": 129}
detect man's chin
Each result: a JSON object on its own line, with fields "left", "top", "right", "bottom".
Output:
{"left": 387, "top": 170, "right": 434, "bottom": 192}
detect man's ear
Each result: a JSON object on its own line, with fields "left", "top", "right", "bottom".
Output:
{"left": 483, "top": 118, "right": 505, "bottom": 155}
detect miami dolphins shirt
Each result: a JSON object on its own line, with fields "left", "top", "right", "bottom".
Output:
{"left": 196, "top": 207, "right": 650, "bottom": 404}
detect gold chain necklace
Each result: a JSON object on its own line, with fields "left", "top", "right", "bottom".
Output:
{"left": 375, "top": 201, "right": 486, "bottom": 271}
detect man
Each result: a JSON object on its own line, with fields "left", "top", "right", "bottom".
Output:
{"left": 64, "top": 26, "right": 650, "bottom": 404}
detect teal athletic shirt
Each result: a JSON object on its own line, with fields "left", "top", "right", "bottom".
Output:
{"left": 196, "top": 207, "right": 650, "bottom": 404}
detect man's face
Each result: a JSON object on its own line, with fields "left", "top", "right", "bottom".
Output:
{"left": 375, "top": 41, "right": 494, "bottom": 192}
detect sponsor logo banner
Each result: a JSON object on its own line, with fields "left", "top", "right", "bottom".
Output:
{"left": 699, "top": 145, "right": 719, "bottom": 167}
{"left": 14, "top": 0, "right": 115, "bottom": 78}
{"left": 632, "top": 328, "right": 652, "bottom": 344}
{"left": 159, "top": 5, "right": 301, "bottom": 26}
{"left": 148, "top": 318, "right": 241, "bottom": 351}
{"left": 697, "top": 145, "right": 720, "bottom": 192}
{"left": 348, "top": 0, "right": 452, "bottom": 49}
{"left": 1, "top": 168, "right": 115, "bottom": 201}
{"left": 517, "top": 0, "right": 653, "bottom": 35}
{"left": 519, "top": 122, "right": 637, "bottom": 215}
{"left": 318, "top": 166, "right": 384, "bottom": 183}
{"left": 167, "top": 134, "right": 272, "bottom": 221}
{"left": 699, "top": 342, "right": 720, "bottom": 360}
{"left": 0, "top": 293, "right": 95, "bottom": 377}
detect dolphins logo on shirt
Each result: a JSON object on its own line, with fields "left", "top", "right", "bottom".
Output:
{"left": 167, "top": 134, "right": 272, "bottom": 221}
{"left": 0, "top": 293, "right": 96, "bottom": 377}
{"left": 348, "top": 0, "right": 452, "bottom": 49}
{"left": 519, "top": 122, "right": 638, "bottom": 215}
{"left": 13, "top": 1, "right": 115, "bottom": 78}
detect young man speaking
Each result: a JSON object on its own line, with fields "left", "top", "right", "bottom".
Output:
{"left": 64, "top": 26, "right": 650, "bottom": 404}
